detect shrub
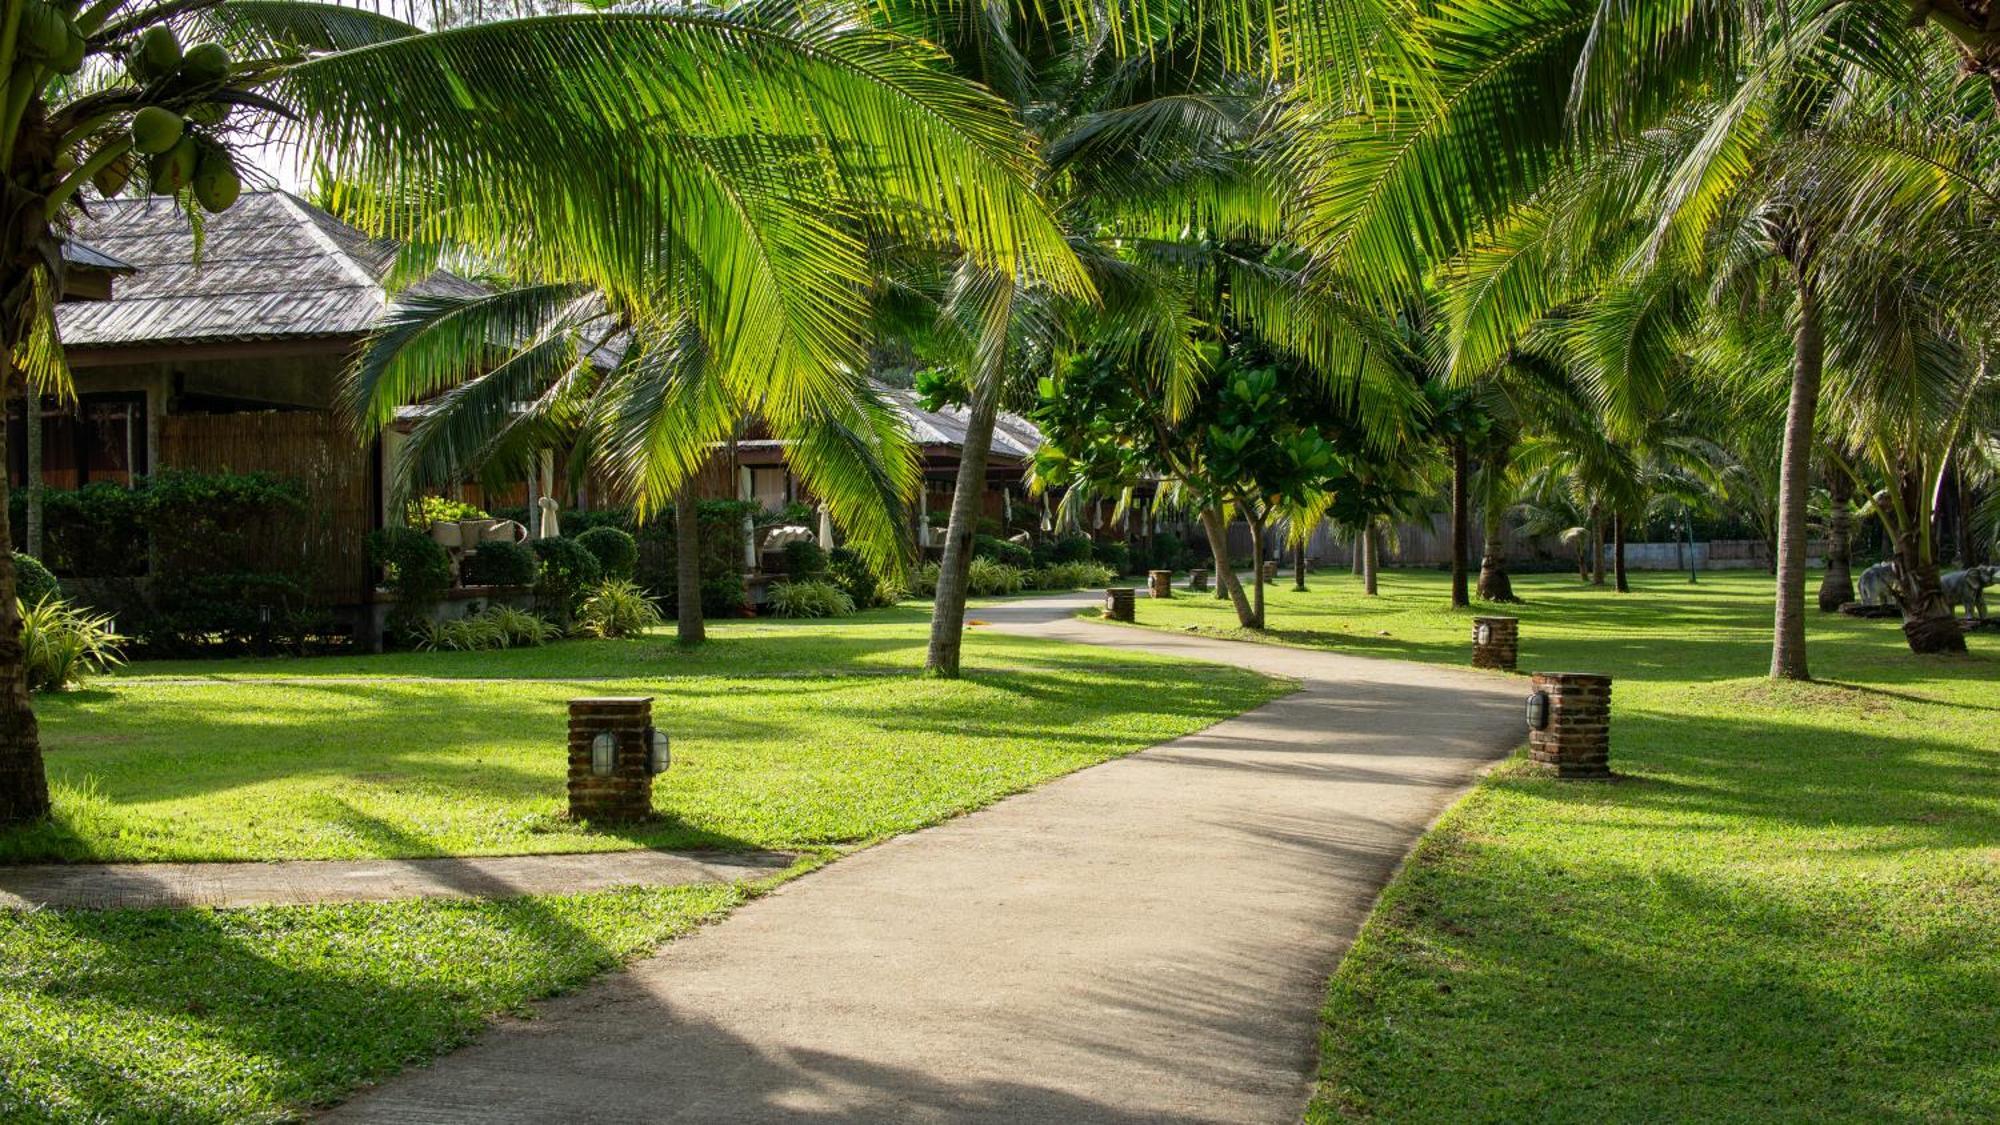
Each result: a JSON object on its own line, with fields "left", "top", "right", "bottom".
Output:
{"left": 578, "top": 579, "right": 664, "bottom": 638}
{"left": 13, "top": 553, "right": 58, "bottom": 607}
{"left": 530, "top": 537, "right": 603, "bottom": 626}
{"left": 1094, "top": 541, "right": 1132, "bottom": 575}
{"left": 874, "top": 572, "right": 909, "bottom": 605}
{"left": 781, "top": 539, "right": 828, "bottom": 580}
{"left": 460, "top": 540, "right": 538, "bottom": 587}
{"left": 21, "top": 597, "right": 125, "bottom": 691}
{"left": 701, "top": 572, "right": 748, "bottom": 617}
{"left": 369, "top": 527, "right": 452, "bottom": 640}
{"left": 1031, "top": 561, "right": 1116, "bottom": 590}
{"left": 966, "top": 557, "right": 1026, "bottom": 596}
{"left": 826, "top": 547, "right": 884, "bottom": 610}
{"left": 909, "top": 561, "right": 941, "bottom": 597}
{"left": 405, "top": 495, "right": 487, "bottom": 528}
{"left": 482, "top": 604, "right": 558, "bottom": 647}
{"left": 575, "top": 527, "right": 638, "bottom": 580}
{"left": 414, "top": 605, "right": 557, "bottom": 651}
{"left": 1049, "top": 535, "right": 1094, "bottom": 563}
{"left": 766, "top": 578, "right": 856, "bottom": 618}
{"left": 973, "top": 535, "right": 1032, "bottom": 567}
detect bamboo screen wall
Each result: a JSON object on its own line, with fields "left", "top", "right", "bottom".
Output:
{"left": 159, "top": 411, "right": 374, "bottom": 603}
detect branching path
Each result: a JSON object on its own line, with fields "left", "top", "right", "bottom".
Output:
{"left": 321, "top": 590, "right": 1524, "bottom": 1124}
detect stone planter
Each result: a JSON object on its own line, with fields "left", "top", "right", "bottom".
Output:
{"left": 1148, "top": 570, "right": 1173, "bottom": 599}
{"left": 429, "top": 522, "right": 464, "bottom": 549}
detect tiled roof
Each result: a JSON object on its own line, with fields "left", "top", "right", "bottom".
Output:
{"left": 877, "top": 384, "right": 1042, "bottom": 460}
{"left": 57, "top": 191, "right": 483, "bottom": 348}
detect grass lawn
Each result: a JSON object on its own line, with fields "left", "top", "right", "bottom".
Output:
{"left": 0, "top": 603, "right": 1286, "bottom": 1122}
{"left": 1122, "top": 568, "right": 2000, "bottom": 1122}
{"left": 3, "top": 604, "right": 1284, "bottom": 863}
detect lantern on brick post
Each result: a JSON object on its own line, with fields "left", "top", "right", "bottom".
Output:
{"left": 1148, "top": 570, "right": 1173, "bottom": 599}
{"left": 1525, "top": 673, "right": 1612, "bottom": 779}
{"left": 1188, "top": 568, "right": 1210, "bottom": 592}
{"left": 567, "top": 697, "right": 659, "bottom": 821}
{"left": 1103, "top": 587, "right": 1136, "bottom": 623}
{"left": 1472, "top": 615, "right": 1519, "bottom": 670}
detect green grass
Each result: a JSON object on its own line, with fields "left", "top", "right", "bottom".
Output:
{"left": 0, "top": 602, "right": 1288, "bottom": 1122}
{"left": 1123, "top": 568, "right": 2000, "bottom": 1122}
{"left": 3, "top": 605, "right": 1286, "bottom": 862}
{"left": 0, "top": 882, "right": 749, "bottom": 1122}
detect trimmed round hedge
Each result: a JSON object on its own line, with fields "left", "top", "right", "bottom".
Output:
{"left": 575, "top": 526, "right": 638, "bottom": 580}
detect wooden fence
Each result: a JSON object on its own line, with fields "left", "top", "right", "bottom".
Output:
{"left": 160, "top": 410, "right": 374, "bottom": 603}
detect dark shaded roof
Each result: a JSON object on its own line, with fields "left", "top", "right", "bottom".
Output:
{"left": 61, "top": 239, "right": 136, "bottom": 273}
{"left": 57, "top": 191, "right": 484, "bottom": 349}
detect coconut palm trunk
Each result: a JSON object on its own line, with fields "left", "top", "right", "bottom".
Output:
{"left": 1769, "top": 273, "right": 1823, "bottom": 680}
{"left": 1293, "top": 540, "right": 1307, "bottom": 591}
{"left": 674, "top": 480, "right": 705, "bottom": 646}
{"left": 1449, "top": 437, "right": 1470, "bottom": 608}
{"left": 1613, "top": 512, "right": 1630, "bottom": 593}
{"left": 1589, "top": 503, "right": 1606, "bottom": 586}
{"left": 1818, "top": 460, "right": 1854, "bottom": 611}
{"left": 1245, "top": 509, "right": 1267, "bottom": 629}
{"left": 0, "top": 342, "right": 46, "bottom": 825}
{"left": 25, "top": 392, "right": 41, "bottom": 558}
{"left": 1477, "top": 505, "right": 1517, "bottom": 602}
{"left": 1888, "top": 468, "right": 1968, "bottom": 655}
{"left": 1362, "top": 520, "right": 1379, "bottom": 596}
{"left": 925, "top": 378, "right": 1000, "bottom": 677}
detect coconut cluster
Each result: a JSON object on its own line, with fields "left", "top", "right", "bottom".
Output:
{"left": 101, "top": 26, "right": 246, "bottom": 213}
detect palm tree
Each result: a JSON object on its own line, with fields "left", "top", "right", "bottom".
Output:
{"left": 0, "top": 0, "right": 1082, "bottom": 824}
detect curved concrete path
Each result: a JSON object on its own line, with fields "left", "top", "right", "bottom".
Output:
{"left": 326, "top": 591, "right": 1522, "bottom": 1124}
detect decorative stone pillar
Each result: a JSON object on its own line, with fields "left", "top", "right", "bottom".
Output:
{"left": 1188, "top": 568, "right": 1210, "bottom": 592}
{"left": 1260, "top": 560, "right": 1278, "bottom": 582}
{"left": 1526, "top": 673, "right": 1612, "bottom": 779}
{"left": 568, "top": 697, "right": 656, "bottom": 821}
{"left": 1471, "top": 616, "right": 1519, "bottom": 670}
{"left": 1148, "top": 570, "right": 1173, "bottom": 599}
{"left": 1103, "top": 587, "right": 1135, "bottom": 623}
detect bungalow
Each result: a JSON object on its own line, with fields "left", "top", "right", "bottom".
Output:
{"left": 33, "top": 191, "right": 1049, "bottom": 634}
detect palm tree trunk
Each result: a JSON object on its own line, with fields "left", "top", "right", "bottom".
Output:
{"left": 1818, "top": 462, "right": 1854, "bottom": 611}
{"left": 1351, "top": 531, "right": 1362, "bottom": 576}
{"left": 0, "top": 345, "right": 47, "bottom": 825}
{"left": 1770, "top": 276, "right": 1824, "bottom": 680}
{"left": 674, "top": 481, "right": 705, "bottom": 646}
{"left": 926, "top": 377, "right": 1000, "bottom": 677}
{"left": 1450, "top": 437, "right": 1470, "bottom": 608}
{"left": 1199, "top": 503, "right": 1256, "bottom": 625}
{"left": 1589, "top": 503, "right": 1605, "bottom": 586}
{"left": 1613, "top": 512, "right": 1630, "bottom": 593}
{"left": 1890, "top": 466, "right": 1967, "bottom": 655}
{"left": 24, "top": 391, "right": 41, "bottom": 558}
{"left": 1362, "top": 520, "right": 1380, "bottom": 596}
{"left": 1293, "top": 540, "right": 1307, "bottom": 591}
{"left": 1477, "top": 504, "right": 1517, "bottom": 602}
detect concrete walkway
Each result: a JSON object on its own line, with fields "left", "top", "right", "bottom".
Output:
{"left": 0, "top": 849, "right": 797, "bottom": 911}
{"left": 325, "top": 591, "right": 1523, "bottom": 1124}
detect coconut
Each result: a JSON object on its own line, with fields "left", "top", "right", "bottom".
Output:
{"left": 23, "top": 2, "right": 71, "bottom": 60}
{"left": 147, "top": 136, "right": 198, "bottom": 195}
{"left": 130, "top": 106, "right": 184, "bottom": 155}
{"left": 133, "top": 25, "right": 180, "bottom": 80}
{"left": 181, "top": 42, "right": 229, "bottom": 83}
{"left": 91, "top": 152, "right": 133, "bottom": 197}
{"left": 51, "top": 26, "right": 85, "bottom": 74}
{"left": 192, "top": 147, "right": 241, "bottom": 213}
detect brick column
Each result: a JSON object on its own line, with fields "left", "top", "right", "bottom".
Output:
{"left": 1148, "top": 570, "right": 1173, "bottom": 598}
{"left": 1103, "top": 587, "right": 1135, "bottom": 622}
{"left": 1527, "top": 673, "right": 1612, "bottom": 779}
{"left": 1260, "top": 560, "right": 1278, "bottom": 582}
{"left": 568, "top": 696, "right": 655, "bottom": 821}
{"left": 1188, "top": 568, "right": 1210, "bottom": 592}
{"left": 1472, "top": 616, "right": 1519, "bottom": 670}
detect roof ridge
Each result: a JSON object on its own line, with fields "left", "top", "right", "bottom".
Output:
{"left": 271, "top": 191, "right": 385, "bottom": 297}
